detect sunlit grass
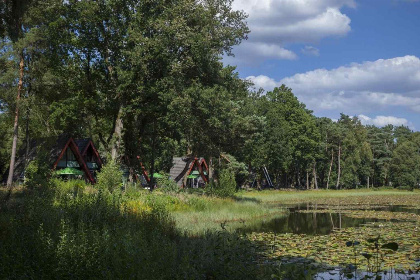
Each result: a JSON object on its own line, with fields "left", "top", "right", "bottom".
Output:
{"left": 240, "top": 189, "right": 420, "bottom": 206}
{"left": 172, "top": 197, "right": 287, "bottom": 234}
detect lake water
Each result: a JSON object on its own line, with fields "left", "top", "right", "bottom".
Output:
{"left": 238, "top": 204, "right": 420, "bottom": 235}
{"left": 237, "top": 204, "right": 420, "bottom": 279}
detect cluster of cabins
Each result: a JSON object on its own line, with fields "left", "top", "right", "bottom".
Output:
{"left": 9, "top": 135, "right": 209, "bottom": 188}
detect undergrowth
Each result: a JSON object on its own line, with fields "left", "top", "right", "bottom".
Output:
{"left": 0, "top": 180, "right": 270, "bottom": 279}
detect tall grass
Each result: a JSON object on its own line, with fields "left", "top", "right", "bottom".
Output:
{"left": 241, "top": 189, "right": 420, "bottom": 204}
{"left": 173, "top": 196, "right": 287, "bottom": 234}
{"left": 0, "top": 181, "right": 271, "bottom": 279}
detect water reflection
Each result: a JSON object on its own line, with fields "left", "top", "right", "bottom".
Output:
{"left": 238, "top": 204, "right": 380, "bottom": 235}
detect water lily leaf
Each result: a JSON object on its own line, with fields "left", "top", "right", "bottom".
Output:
{"left": 361, "top": 253, "right": 373, "bottom": 260}
{"left": 381, "top": 242, "right": 399, "bottom": 251}
{"left": 367, "top": 236, "right": 380, "bottom": 243}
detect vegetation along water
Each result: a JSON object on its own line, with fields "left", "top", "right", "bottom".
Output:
{"left": 2, "top": 184, "right": 420, "bottom": 279}
{"left": 1, "top": 0, "right": 420, "bottom": 279}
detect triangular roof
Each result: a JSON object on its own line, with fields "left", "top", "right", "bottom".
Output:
{"left": 169, "top": 157, "right": 208, "bottom": 187}
{"left": 75, "top": 138, "right": 103, "bottom": 167}
{"left": 7, "top": 135, "right": 98, "bottom": 184}
{"left": 53, "top": 137, "right": 95, "bottom": 183}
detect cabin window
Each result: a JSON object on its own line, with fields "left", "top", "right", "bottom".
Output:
{"left": 84, "top": 146, "right": 98, "bottom": 169}
{"left": 58, "top": 147, "right": 79, "bottom": 168}
{"left": 66, "top": 147, "right": 76, "bottom": 161}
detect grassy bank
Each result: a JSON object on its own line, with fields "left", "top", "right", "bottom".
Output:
{"left": 168, "top": 194, "right": 287, "bottom": 234}
{"left": 2, "top": 184, "right": 419, "bottom": 279}
{"left": 0, "top": 185, "right": 273, "bottom": 279}
{"left": 241, "top": 188, "right": 420, "bottom": 206}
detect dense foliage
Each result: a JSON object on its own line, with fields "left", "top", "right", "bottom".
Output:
{"left": 1, "top": 0, "right": 419, "bottom": 189}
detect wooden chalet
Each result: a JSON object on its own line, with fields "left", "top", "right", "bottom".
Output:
{"left": 74, "top": 138, "right": 103, "bottom": 179}
{"left": 8, "top": 135, "right": 102, "bottom": 184}
{"left": 169, "top": 157, "right": 209, "bottom": 188}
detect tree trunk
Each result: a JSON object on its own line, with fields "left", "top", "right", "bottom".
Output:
{"left": 297, "top": 166, "right": 301, "bottom": 188}
{"left": 148, "top": 121, "right": 156, "bottom": 191}
{"left": 367, "top": 176, "right": 370, "bottom": 189}
{"left": 336, "top": 143, "right": 341, "bottom": 189}
{"left": 7, "top": 53, "right": 24, "bottom": 187}
{"left": 111, "top": 106, "right": 123, "bottom": 160}
{"left": 306, "top": 171, "right": 309, "bottom": 190}
{"left": 326, "top": 149, "right": 334, "bottom": 189}
{"left": 208, "top": 157, "right": 214, "bottom": 180}
{"left": 312, "top": 161, "right": 318, "bottom": 190}
{"left": 24, "top": 106, "right": 30, "bottom": 174}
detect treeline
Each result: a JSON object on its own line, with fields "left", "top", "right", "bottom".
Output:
{"left": 1, "top": 0, "right": 419, "bottom": 189}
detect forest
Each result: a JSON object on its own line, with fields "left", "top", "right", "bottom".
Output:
{"left": 2, "top": 1, "right": 420, "bottom": 279}
{"left": 1, "top": 0, "right": 419, "bottom": 190}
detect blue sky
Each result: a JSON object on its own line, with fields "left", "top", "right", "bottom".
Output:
{"left": 225, "top": 0, "right": 420, "bottom": 130}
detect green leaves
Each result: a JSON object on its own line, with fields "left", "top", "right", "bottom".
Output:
{"left": 381, "top": 242, "right": 398, "bottom": 251}
{"left": 346, "top": 241, "right": 360, "bottom": 247}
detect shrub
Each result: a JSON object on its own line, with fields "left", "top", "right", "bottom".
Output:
{"left": 96, "top": 159, "right": 123, "bottom": 193}
{"left": 397, "top": 185, "right": 414, "bottom": 191}
{"left": 51, "top": 178, "right": 87, "bottom": 199}
{"left": 25, "top": 158, "right": 52, "bottom": 189}
{"left": 213, "top": 169, "right": 236, "bottom": 198}
{"left": 157, "top": 174, "right": 181, "bottom": 194}
{"left": 223, "top": 154, "right": 249, "bottom": 187}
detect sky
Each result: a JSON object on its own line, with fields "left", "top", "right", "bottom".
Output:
{"left": 224, "top": 0, "right": 420, "bottom": 130}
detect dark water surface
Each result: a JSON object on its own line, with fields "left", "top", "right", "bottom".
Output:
{"left": 238, "top": 204, "right": 419, "bottom": 235}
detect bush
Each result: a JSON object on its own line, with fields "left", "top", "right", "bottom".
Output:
{"left": 96, "top": 159, "right": 123, "bottom": 193}
{"left": 51, "top": 178, "right": 87, "bottom": 199}
{"left": 397, "top": 185, "right": 414, "bottom": 191}
{"left": 157, "top": 174, "right": 181, "bottom": 194}
{"left": 213, "top": 169, "right": 236, "bottom": 198}
{"left": 25, "top": 158, "right": 52, "bottom": 189}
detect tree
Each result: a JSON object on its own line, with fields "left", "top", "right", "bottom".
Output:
{"left": 1, "top": 0, "right": 35, "bottom": 186}
{"left": 391, "top": 133, "right": 420, "bottom": 189}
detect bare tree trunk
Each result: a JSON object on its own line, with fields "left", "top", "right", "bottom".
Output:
{"left": 367, "top": 176, "right": 370, "bottom": 189}
{"left": 306, "top": 171, "right": 309, "bottom": 190}
{"left": 208, "top": 157, "right": 213, "bottom": 180}
{"left": 312, "top": 161, "right": 318, "bottom": 190}
{"left": 326, "top": 149, "right": 334, "bottom": 189}
{"left": 297, "top": 167, "right": 301, "bottom": 188}
{"left": 7, "top": 53, "right": 24, "bottom": 187}
{"left": 336, "top": 143, "right": 341, "bottom": 189}
{"left": 24, "top": 106, "right": 30, "bottom": 176}
{"left": 149, "top": 120, "right": 157, "bottom": 191}
{"left": 111, "top": 106, "right": 123, "bottom": 160}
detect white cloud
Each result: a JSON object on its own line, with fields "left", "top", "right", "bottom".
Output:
{"left": 247, "top": 56, "right": 420, "bottom": 119}
{"left": 235, "top": 42, "right": 298, "bottom": 62}
{"left": 358, "top": 115, "right": 411, "bottom": 128}
{"left": 301, "top": 46, "right": 320, "bottom": 56}
{"left": 278, "top": 55, "right": 420, "bottom": 112}
{"left": 229, "top": 0, "right": 355, "bottom": 63}
{"left": 247, "top": 75, "right": 279, "bottom": 90}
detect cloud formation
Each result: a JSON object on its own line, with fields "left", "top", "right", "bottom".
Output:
{"left": 247, "top": 56, "right": 420, "bottom": 114}
{"left": 229, "top": 0, "right": 355, "bottom": 63}
{"left": 301, "top": 46, "right": 320, "bottom": 56}
{"left": 358, "top": 115, "right": 411, "bottom": 128}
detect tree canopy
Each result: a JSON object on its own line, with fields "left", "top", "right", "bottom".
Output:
{"left": 1, "top": 0, "right": 419, "bottom": 189}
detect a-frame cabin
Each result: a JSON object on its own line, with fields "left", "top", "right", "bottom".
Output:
{"left": 8, "top": 135, "right": 101, "bottom": 184}
{"left": 75, "top": 139, "right": 103, "bottom": 179}
{"left": 169, "top": 157, "right": 209, "bottom": 188}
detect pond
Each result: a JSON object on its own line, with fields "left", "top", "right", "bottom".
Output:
{"left": 238, "top": 203, "right": 420, "bottom": 235}
{"left": 238, "top": 203, "right": 420, "bottom": 279}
